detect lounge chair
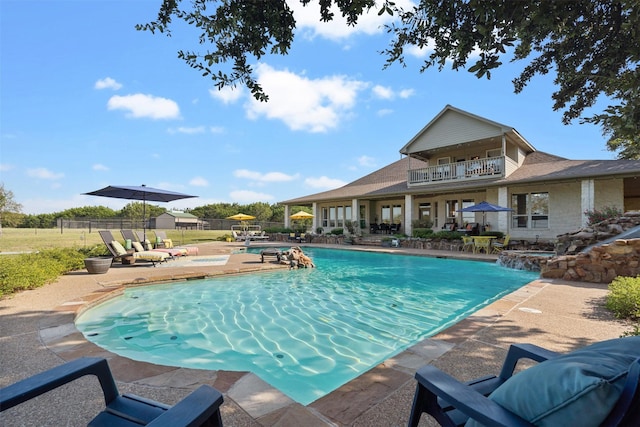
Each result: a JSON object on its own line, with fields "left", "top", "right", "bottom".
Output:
{"left": 153, "top": 230, "right": 173, "bottom": 248}
{"left": 0, "top": 357, "right": 224, "bottom": 426}
{"left": 232, "top": 230, "right": 246, "bottom": 241}
{"left": 492, "top": 234, "right": 511, "bottom": 254}
{"left": 408, "top": 337, "right": 640, "bottom": 427}
{"left": 123, "top": 230, "right": 187, "bottom": 257}
{"left": 99, "top": 230, "right": 170, "bottom": 266}
{"left": 134, "top": 231, "right": 192, "bottom": 257}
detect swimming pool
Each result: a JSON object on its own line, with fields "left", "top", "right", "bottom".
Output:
{"left": 76, "top": 247, "right": 537, "bottom": 405}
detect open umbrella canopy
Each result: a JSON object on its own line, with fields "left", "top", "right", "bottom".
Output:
{"left": 458, "top": 201, "right": 513, "bottom": 212}
{"left": 84, "top": 185, "right": 197, "bottom": 240}
{"left": 226, "top": 213, "right": 256, "bottom": 221}
{"left": 290, "top": 211, "right": 314, "bottom": 220}
{"left": 85, "top": 185, "right": 197, "bottom": 203}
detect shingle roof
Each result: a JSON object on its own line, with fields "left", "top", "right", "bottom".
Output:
{"left": 281, "top": 152, "right": 640, "bottom": 205}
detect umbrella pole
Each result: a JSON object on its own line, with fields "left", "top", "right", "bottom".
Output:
{"left": 143, "top": 194, "right": 147, "bottom": 241}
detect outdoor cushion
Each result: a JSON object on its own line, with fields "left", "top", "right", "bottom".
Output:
{"left": 111, "top": 240, "right": 128, "bottom": 256}
{"left": 132, "top": 241, "right": 145, "bottom": 252}
{"left": 466, "top": 336, "right": 640, "bottom": 427}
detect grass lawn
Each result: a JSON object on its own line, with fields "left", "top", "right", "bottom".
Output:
{"left": 0, "top": 228, "right": 228, "bottom": 253}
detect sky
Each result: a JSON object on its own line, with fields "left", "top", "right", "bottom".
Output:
{"left": 1, "top": 1, "right": 617, "bottom": 215}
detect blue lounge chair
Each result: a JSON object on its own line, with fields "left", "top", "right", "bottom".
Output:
{"left": 408, "top": 337, "right": 640, "bottom": 427}
{"left": 0, "top": 357, "right": 224, "bottom": 426}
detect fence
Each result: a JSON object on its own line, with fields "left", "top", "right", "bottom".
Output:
{"left": 56, "top": 218, "right": 283, "bottom": 232}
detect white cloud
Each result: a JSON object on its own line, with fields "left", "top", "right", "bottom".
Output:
{"left": 290, "top": 0, "right": 416, "bottom": 41}
{"left": 399, "top": 88, "right": 415, "bottom": 98}
{"left": 95, "top": 77, "right": 122, "bottom": 90}
{"left": 92, "top": 163, "right": 109, "bottom": 171}
{"left": 107, "top": 93, "right": 180, "bottom": 120}
{"left": 246, "top": 63, "right": 367, "bottom": 132}
{"left": 189, "top": 177, "right": 209, "bottom": 187}
{"left": 168, "top": 126, "right": 206, "bottom": 135}
{"left": 0, "top": 163, "right": 14, "bottom": 172}
{"left": 377, "top": 108, "right": 393, "bottom": 116}
{"left": 304, "top": 176, "right": 347, "bottom": 189}
{"left": 357, "top": 155, "right": 377, "bottom": 167}
{"left": 234, "top": 169, "right": 299, "bottom": 183}
{"left": 372, "top": 85, "right": 415, "bottom": 100}
{"left": 372, "top": 85, "right": 394, "bottom": 99}
{"left": 210, "top": 85, "right": 244, "bottom": 104}
{"left": 27, "top": 167, "right": 64, "bottom": 180}
{"left": 230, "top": 189, "right": 275, "bottom": 202}
{"left": 209, "top": 126, "right": 224, "bottom": 134}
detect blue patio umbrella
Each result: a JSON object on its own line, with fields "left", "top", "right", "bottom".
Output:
{"left": 458, "top": 201, "right": 513, "bottom": 226}
{"left": 84, "top": 184, "right": 197, "bottom": 240}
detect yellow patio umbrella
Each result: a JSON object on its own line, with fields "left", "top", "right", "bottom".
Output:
{"left": 289, "top": 211, "right": 314, "bottom": 220}
{"left": 226, "top": 213, "right": 256, "bottom": 221}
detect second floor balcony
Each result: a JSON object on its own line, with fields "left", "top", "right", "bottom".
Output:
{"left": 408, "top": 156, "right": 505, "bottom": 186}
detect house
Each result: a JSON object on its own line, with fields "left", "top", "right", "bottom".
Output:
{"left": 151, "top": 211, "right": 203, "bottom": 230}
{"left": 280, "top": 105, "right": 640, "bottom": 241}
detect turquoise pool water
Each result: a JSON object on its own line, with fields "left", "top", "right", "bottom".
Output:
{"left": 76, "top": 248, "right": 537, "bottom": 405}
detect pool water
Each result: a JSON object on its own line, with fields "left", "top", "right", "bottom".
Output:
{"left": 76, "top": 248, "right": 537, "bottom": 405}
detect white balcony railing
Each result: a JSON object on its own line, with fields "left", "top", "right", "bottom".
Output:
{"left": 408, "top": 156, "right": 505, "bottom": 186}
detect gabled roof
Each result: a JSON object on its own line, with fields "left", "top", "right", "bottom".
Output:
{"left": 399, "top": 105, "right": 535, "bottom": 158}
{"left": 159, "top": 211, "right": 198, "bottom": 219}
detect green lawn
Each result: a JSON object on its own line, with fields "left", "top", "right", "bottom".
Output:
{"left": 0, "top": 228, "right": 228, "bottom": 253}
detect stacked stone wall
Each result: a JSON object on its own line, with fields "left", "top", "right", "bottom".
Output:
{"left": 541, "top": 238, "right": 640, "bottom": 283}
{"left": 556, "top": 211, "right": 640, "bottom": 254}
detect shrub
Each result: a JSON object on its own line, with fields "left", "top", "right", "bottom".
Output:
{"left": 606, "top": 276, "right": 640, "bottom": 319}
{"left": 433, "top": 231, "right": 465, "bottom": 240}
{"left": 413, "top": 228, "right": 434, "bottom": 238}
{"left": 584, "top": 205, "right": 623, "bottom": 225}
{"left": 0, "top": 247, "right": 90, "bottom": 297}
{"left": 330, "top": 228, "right": 344, "bottom": 235}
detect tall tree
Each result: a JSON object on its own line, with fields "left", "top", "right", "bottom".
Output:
{"left": 0, "top": 184, "right": 23, "bottom": 233}
{"left": 140, "top": 0, "right": 639, "bottom": 158}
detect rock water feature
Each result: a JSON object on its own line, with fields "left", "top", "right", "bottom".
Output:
{"left": 497, "top": 251, "right": 557, "bottom": 272}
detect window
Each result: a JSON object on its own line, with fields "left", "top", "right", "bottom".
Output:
{"left": 446, "top": 199, "right": 459, "bottom": 223}
{"left": 511, "top": 192, "right": 549, "bottom": 229}
{"left": 392, "top": 205, "right": 402, "bottom": 223}
{"left": 381, "top": 205, "right": 391, "bottom": 223}
{"left": 461, "top": 199, "right": 475, "bottom": 225}
{"left": 486, "top": 148, "right": 501, "bottom": 158}
{"left": 324, "top": 205, "right": 353, "bottom": 228}
{"left": 359, "top": 205, "right": 366, "bottom": 229}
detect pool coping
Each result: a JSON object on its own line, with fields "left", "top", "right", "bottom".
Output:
{"left": 2, "top": 242, "right": 627, "bottom": 426}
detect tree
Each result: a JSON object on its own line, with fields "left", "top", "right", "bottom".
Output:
{"left": 140, "top": 0, "right": 639, "bottom": 158}
{"left": 0, "top": 183, "right": 22, "bottom": 233}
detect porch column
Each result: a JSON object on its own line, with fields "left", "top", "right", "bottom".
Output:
{"left": 581, "top": 179, "right": 595, "bottom": 226}
{"left": 312, "top": 202, "right": 318, "bottom": 232}
{"left": 284, "top": 205, "right": 290, "bottom": 228}
{"left": 497, "top": 187, "right": 509, "bottom": 232}
{"left": 351, "top": 199, "right": 359, "bottom": 233}
{"left": 405, "top": 194, "right": 413, "bottom": 236}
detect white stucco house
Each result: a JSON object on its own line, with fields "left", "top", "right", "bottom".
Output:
{"left": 281, "top": 105, "right": 640, "bottom": 241}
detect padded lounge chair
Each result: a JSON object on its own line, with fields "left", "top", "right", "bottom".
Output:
{"left": 153, "top": 230, "right": 174, "bottom": 248}
{"left": 123, "top": 230, "right": 187, "bottom": 257}
{"left": 0, "top": 357, "right": 224, "bottom": 426}
{"left": 408, "top": 337, "right": 640, "bottom": 427}
{"left": 99, "top": 230, "right": 170, "bottom": 266}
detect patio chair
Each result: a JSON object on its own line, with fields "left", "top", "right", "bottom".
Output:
{"left": 153, "top": 230, "right": 174, "bottom": 248}
{"left": 127, "top": 230, "right": 188, "bottom": 257}
{"left": 98, "top": 230, "right": 169, "bottom": 266}
{"left": 0, "top": 357, "right": 224, "bottom": 427}
{"left": 408, "top": 337, "right": 640, "bottom": 427}
{"left": 460, "top": 236, "right": 474, "bottom": 252}
{"left": 492, "top": 234, "right": 511, "bottom": 254}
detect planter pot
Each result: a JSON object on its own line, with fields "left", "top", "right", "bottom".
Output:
{"left": 84, "top": 257, "right": 112, "bottom": 274}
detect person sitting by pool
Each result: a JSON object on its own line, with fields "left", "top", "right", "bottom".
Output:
{"left": 471, "top": 223, "right": 480, "bottom": 236}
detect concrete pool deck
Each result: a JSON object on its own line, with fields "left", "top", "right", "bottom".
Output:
{"left": 0, "top": 242, "right": 631, "bottom": 426}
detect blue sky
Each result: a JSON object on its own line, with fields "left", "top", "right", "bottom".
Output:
{"left": 1, "top": 1, "right": 616, "bottom": 215}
